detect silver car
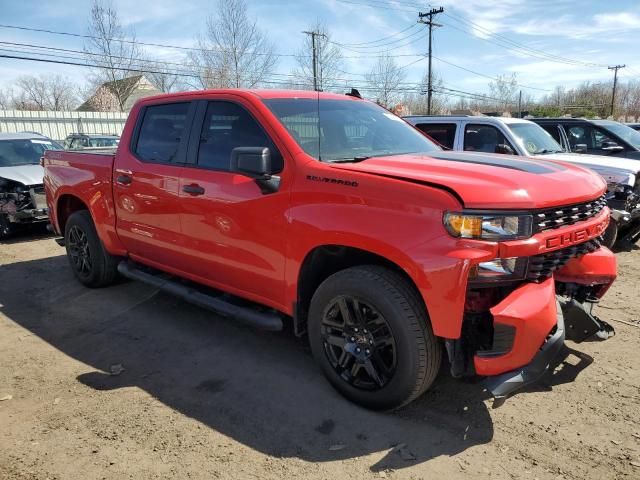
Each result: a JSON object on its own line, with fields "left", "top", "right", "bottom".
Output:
{"left": 0, "top": 132, "right": 62, "bottom": 237}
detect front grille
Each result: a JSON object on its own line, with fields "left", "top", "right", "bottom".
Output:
{"left": 533, "top": 194, "right": 607, "bottom": 233}
{"left": 527, "top": 238, "right": 601, "bottom": 282}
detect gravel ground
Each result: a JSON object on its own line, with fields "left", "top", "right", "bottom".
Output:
{"left": 0, "top": 233, "right": 638, "bottom": 480}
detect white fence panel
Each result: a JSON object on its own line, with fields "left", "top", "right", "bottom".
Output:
{"left": 0, "top": 110, "right": 129, "bottom": 141}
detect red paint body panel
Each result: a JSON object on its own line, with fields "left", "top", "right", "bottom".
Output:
{"left": 555, "top": 247, "right": 617, "bottom": 296}
{"left": 474, "top": 277, "right": 558, "bottom": 376}
{"left": 43, "top": 89, "right": 618, "bottom": 383}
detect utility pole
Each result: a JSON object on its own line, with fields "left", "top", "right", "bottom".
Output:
{"left": 518, "top": 90, "right": 522, "bottom": 118}
{"left": 608, "top": 65, "right": 625, "bottom": 118}
{"left": 303, "top": 30, "right": 327, "bottom": 91}
{"left": 418, "top": 6, "right": 444, "bottom": 115}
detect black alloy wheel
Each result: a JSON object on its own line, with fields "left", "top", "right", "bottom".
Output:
{"left": 67, "top": 225, "right": 92, "bottom": 277}
{"left": 64, "top": 210, "right": 119, "bottom": 288}
{"left": 321, "top": 295, "right": 397, "bottom": 391}
{"left": 308, "top": 265, "right": 442, "bottom": 410}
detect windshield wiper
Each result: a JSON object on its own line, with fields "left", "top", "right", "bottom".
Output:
{"left": 327, "top": 156, "right": 372, "bottom": 163}
{"left": 534, "top": 149, "right": 564, "bottom": 155}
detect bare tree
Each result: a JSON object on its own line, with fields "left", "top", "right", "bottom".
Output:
{"left": 401, "top": 71, "right": 447, "bottom": 115}
{"left": 365, "top": 52, "right": 406, "bottom": 108}
{"left": 488, "top": 73, "right": 518, "bottom": 111}
{"left": 0, "top": 88, "right": 14, "bottom": 110}
{"left": 13, "top": 75, "right": 79, "bottom": 111}
{"left": 84, "top": 0, "right": 144, "bottom": 111}
{"left": 189, "top": 0, "right": 278, "bottom": 89}
{"left": 143, "top": 60, "right": 184, "bottom": 93}
{"left": 291, "top": 22, "right": 343, "bottom": 91}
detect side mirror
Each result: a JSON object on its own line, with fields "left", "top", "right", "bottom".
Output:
{"left": 495, "top": 143, "right": 515, "bottom": 155}
{"left": 231, "top": 147, "right": 272, "bottom": 178}
{"left": 572, "top": 143, "right": 587, "bottom": 154}
{"left": 601, "top": 141, "right": 624, "bottom": 152}
{"left": 230, "top": 147, "right": 280, "bottom": 194}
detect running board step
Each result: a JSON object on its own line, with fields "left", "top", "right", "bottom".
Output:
{"left": 117, "top": 262, "right": 283, "bottom": 331}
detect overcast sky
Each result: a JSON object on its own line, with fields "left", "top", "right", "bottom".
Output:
{"left": 0, "top": 0, "right": 639, "bottom": 99}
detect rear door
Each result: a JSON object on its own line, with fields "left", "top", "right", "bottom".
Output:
{"left": 177, "top": 97, "right": 290, "bottom": 308}
{"left": 113, "top": 100, "right": 196, "bottom": 268}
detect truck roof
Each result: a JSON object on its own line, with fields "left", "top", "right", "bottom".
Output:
{"left": 0, "top": 132, "right": 51, "bottom": 140}
{"left": 404, "top": 115, "right": 533, "bottom": 125}
{"left": 137, "top": 89, "right": 361, "bottom": 105}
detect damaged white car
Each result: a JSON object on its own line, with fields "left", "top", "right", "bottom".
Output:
{"left": 0, "top": 132, "right": 62, "bottom": 238}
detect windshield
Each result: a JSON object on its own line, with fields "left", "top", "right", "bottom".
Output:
{"left": 0, "top": 139, "right": 62, "bottom": 167}
{"left": 88, "top": 137, "right": 119, "bottom": 147}
{"left": 508, "top": 123, "right": 564, "bottom": 155}
{"left": 263, "top": 98, "right": 440, "bottom": 162}
{"left": 598, "top": 122, "right": 640, "bottom": 150}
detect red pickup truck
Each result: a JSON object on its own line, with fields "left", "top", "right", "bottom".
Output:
{"left": 44, "top": 89, "right": 617, "bottom": 410}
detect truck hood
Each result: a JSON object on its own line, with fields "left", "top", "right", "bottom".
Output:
{"left": 0, "top": 164, "right": 44, "bottom": 186}
{"left": 331, "top": 151, "right": 606, "bottom": 209}
{"left": 538, "top": 152, "right": 640, "bottom": 175}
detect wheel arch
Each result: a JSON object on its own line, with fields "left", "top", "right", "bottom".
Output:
{"left": 56, "top": 194, "right": 89, "bottom": 234}
{"left": 293, "top": 244, "right": 425, "bottom": 337}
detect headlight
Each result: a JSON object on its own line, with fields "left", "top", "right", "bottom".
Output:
{"left": 602, "top": 172, "right": 635, "bottom": 192}
{"left": 443, "top": 212, "right": 533, "bottom": 240}
{"left": 469, "top": 257, "right": 528, "bottom": 284}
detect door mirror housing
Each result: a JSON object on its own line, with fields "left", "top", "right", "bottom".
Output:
{"left": 230, "top": 147, "right": 280, "bottom": 194}
{"left": 231, "top": 147, "right": 272, "bottom": 178}
{"left": 572, "top": 143, "right": 588, "bottom": 154}
{"left": 495, "top": 143, "right": 515, "bottom": 155}
{"left": 601, "top": 141, "right": 624, "bottom": 152}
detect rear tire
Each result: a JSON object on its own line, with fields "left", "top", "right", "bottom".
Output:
{"left": 64, "top": 210, "right": 118, "bottom": 288}
{"left": 308, "top": 265, "right": 441, "bottom": 410}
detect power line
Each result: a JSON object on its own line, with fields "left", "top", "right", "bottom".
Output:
{"left": 0, "top": 23, "right": 306, "bottom": 58}
{"left": 432, "top": 55, "right": 550, "bottom": 92}
{"left": 337, "top": 23, "right": 419, "bottom": 46}
{"left": 329, "top": 25, "right": 425, "bottom": 50}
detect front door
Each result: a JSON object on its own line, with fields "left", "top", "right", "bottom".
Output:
{"left": 178, "top": 98, "right": 290, "bottom": 308}
{"left": 113, "top": 100, "right": 195, "bottom": 268}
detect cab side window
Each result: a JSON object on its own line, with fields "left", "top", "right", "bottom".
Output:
{"left": 463, "top": 124, "right": 514, "bottom": 154}
{"left": 415, "top": 123, "right": 456, "bottom": 149}
{"left": 135, "top": 102, "right": 190, "bottom": 163}
{"left": 70, "top": 138, "right": 84, "bottom": 150}
{"left": 197, "top": 101, "right": 283, "bottom": 173}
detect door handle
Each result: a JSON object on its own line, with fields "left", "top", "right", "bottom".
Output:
{"left": 116, "top": 174, "right": 132, "bottom": 185}
{"left": 183, "top": 184, "right": 205, "bottom": 196}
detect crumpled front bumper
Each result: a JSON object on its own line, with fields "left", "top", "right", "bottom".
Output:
{"left": 474, "top": 247, "right": 616, "bottom": 400}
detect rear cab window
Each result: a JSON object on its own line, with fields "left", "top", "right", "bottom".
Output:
{"left": 414, "top": 123, "right": 456, "bottom": 149}
{"left": 134, "top": 102, "right": 191, "bottom": 163}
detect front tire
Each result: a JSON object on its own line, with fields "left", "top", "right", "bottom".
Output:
{"left": 308, "top": 265, "right": 441, "bottom": 410}
{"left": 64, "top": 210, "right": 118, "bottom": 287}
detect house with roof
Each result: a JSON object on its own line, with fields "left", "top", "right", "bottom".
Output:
{"left": 77, "top": 75, "right": 161, "bottom": 112}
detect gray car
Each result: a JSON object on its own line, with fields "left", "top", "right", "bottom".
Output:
{"left": 0, "top": 132, "right": 62, "bottom": 237}
{"left": 404, "top": 115, "right": 640, "bottom": 246}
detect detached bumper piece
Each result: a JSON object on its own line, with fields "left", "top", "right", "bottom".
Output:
{"left": 484, "top": 311, "right": 565, "bottom": 400}
{"left": 476, "top": 247, "right": 617, "bottom": 402}
{"left": 561, "top": 298, "right": 615, "bottom": 342}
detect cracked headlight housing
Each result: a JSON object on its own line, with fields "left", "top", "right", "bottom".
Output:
{"left": 443, "top": 212, "right": 533, "bottom": 241}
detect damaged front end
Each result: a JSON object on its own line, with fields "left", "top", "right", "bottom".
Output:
{"left": 444, "top": 207, "right": 617, "bottom": 401}
{"left": 0, "top": 177, "right": 49, "bottom": 236}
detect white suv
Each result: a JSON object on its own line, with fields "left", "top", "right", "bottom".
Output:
{"left": 404, "top": 115, "right": 640, "bottom": 247}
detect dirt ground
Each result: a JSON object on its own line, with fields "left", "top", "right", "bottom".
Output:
{"left": 0, "top": 232, "right": 638, "bottom": 480}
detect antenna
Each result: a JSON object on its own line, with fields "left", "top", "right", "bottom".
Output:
{"left": 317, "top": 89, "right": 322, "bottom": 162}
